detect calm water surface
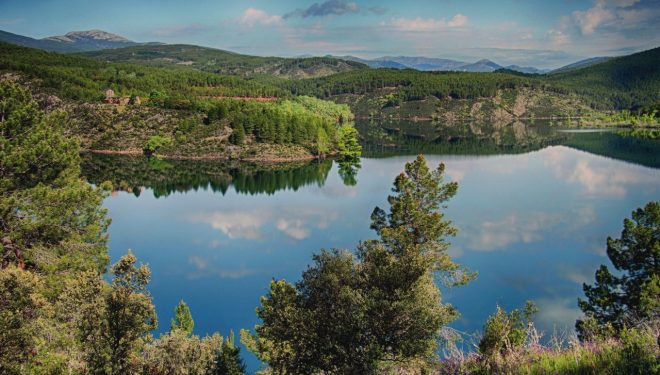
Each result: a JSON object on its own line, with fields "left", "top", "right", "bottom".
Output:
{"left": 82, "top": 122, "right": 660, "bottom": 372}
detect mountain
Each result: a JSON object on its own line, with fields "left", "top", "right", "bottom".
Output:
{"left": 335, "top": 55, "right": 409, "bottom": 69}
{"left": 0, "top": 29, "right": 139, "bottom": 52}
{"left": 374, "top": 56, "right": 467, "bottom": 71}
{"left": 43, "top": 30, "right": 138, "bottom": 51}
{"left": 0, "top": 30, "right": 81, "bottom": 52}
{"left": 336, "top": 55, "right": 543, "bottom": 73}
{"left": 504, "top": 65, "right": 550, "bottom": 74}
{"left": 82, "top": 44, "right": 367, "bottom": 79}
{"left": 551, "top": 56, "right": 612, "bottom": 74}
{"left": 458, "top": 59, "right": 503, "bottom": 72}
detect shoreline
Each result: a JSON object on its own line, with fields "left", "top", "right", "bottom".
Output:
{"left": 84, "top": 148, "right": 329, "bottom": 163}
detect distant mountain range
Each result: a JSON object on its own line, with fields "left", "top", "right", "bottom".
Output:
{"left": 0, "top": 28, "right": 615, "bottom": 75}
{"left": 334, "top": 55, "right": 552, "bottom": 74}
{"left": 0, "top": 29, "right": 146, "bottom": 52}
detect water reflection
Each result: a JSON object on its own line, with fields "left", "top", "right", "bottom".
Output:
{"left": 85, "top": 121, "right": 660, "bottom": 372}
{"left": 357, "top": 120, "right": 660, "bottom": 168}
{"left": 82, "top": 154, "right": 333, "bottom": 197}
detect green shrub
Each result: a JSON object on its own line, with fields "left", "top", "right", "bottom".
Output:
{"left": 144, "top": 135, "right": 172, "bottom": 154}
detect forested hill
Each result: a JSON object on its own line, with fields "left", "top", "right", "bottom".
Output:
{"left": 274, "top": 46, "right": 660, "bottom": 119}
{"left": 81, "top": 44, "right": 367, "bottom": 79}
{"left": 545, "top": 46, "right": 660, "bottom": 110}
{"left": 0, "top": 41, "right": 287, "bottom": 101}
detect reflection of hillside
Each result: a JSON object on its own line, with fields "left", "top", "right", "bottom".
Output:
{"left": 81, "top": 154, "right": 333, "bottom": 198}
{"left": 561, "top": 132, "right": 660, "bottom": 169}
{"left": 357, "top": 120, "right": 565, "bottom": 158}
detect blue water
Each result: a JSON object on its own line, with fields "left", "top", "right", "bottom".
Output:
{"left": 85, "top": 126, "right": 660, "bottom": 373}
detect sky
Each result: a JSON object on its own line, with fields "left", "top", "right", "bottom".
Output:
{"left": 1, "top": 0, "right": 659, "bottom": 68}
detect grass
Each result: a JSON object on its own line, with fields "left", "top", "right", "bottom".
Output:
{"left": 435, "top": 325, "right": 659, "bottom": 375}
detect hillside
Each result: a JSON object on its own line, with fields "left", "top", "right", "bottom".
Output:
{"left": 0, "top": 41, "right": 286, "bottom": 102}
{"left": 81, "top": 44, "right": 367, "bottom": 79}
{"left": 550, "top": 56, "right": 612, "bottom": 74}
{"left": 546, "top": 46, "right": 660, "bottom": 110}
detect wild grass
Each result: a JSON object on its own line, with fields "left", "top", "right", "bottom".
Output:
{"left": 436, "top": 323, "right": 658, "bottom": 375}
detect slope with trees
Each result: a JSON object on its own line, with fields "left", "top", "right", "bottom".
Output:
{"left": 81, "top": 44, "right": 367, "bottom": 79}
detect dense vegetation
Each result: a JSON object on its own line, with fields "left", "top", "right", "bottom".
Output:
{"left": 0, "top": 42, "right": 287, "bottom": 103}
{"left": 82, "top": 44, "right": 367, "bottom": 79}
{"left": 279, "top": 68, "right": 540, "bottom": 103}
{"left": 546, "top": 47, "right": 660, "bottom": 111}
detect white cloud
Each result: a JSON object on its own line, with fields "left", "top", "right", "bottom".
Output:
{"left": 572, "top": 1, "right": 615, "bottom": 34}
{"left": 238, "top": 8, "right": 282, "bottom": 27}
{"left": 189, "top": 207, "right": 338, "bottom": 241}
{"left": 188, "top": 255, "right": 257, "bottom": 279}
{"left": 189, "top": 211, "right": 266, "bottom": 239}
{"left": 535, "top": 297, "right": 582, "bottom": 332}
{"left": 543, "top": 146, "right": 656, "bottom": 198}
{"left": 465, "top": 205, "right": 596, "bottom": 252}
{"left": 467, "top": 211, "right": 557, "bottom": 251}
{"left": 276, "top": 218, "right": 309, "bottom": 240}
{"left": 388, "top": 13, "right": 468, "bottom": 32}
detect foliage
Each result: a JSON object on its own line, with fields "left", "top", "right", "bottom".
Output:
{"left": 440, "top": 325, "right": 659, "bottom": 375}
{"left": 142, "top": 329, "right": 223, "bottom": 375}
{"left": 370, "top": 156, "right": 474, "bottom": 284}
{"left": 0, "top": 80, "right": 110, "bottom": 275}
{"left": 144, "top": 135, "right": 172, "bottom": 154}
{"left": 243, "top": 155, "right": 469, "bottom": 374}
{"left": 171, "top": 300, "right": 195, "bottom": 336}
{"left": 280, "top": 68, "right": 541, "bottom": 102}
{"left": 0, "top": 267, "right": 46, "bottom": 374}
{"left": 106, "top": 251, "right": 158, "bottom": 374}
{"left": 546, "top": 47, "right": 660, "bottom": 110}
{"left": 214, "top": 331, "right": 246, "bottom": 375}
{"left": 0, "top": 79, "right": 255, "bottom": 375}
{"left": 478, "top": 301, "right": 538, "bottom": 358}
{"left": 337, "top": 124, "right": 362, "bottom": 160}
{"left": 0, "top": 42, "right": 286, "bottom": 104}
{"left": 576, "top": 201, "right": 660, "bottom": 340}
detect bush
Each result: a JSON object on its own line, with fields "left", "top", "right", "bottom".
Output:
{"left": 144, "top": 135, "right": 172, "bottom": 155}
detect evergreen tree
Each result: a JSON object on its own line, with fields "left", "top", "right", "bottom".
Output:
{"left": 0, "top": 81, "right": 109, "bottom": 273}
{"left": 214, "top": 331, "right": 246, "bottom": 375}
{"left": 577, "top": 201, "right": 659, "bottom": 339}
{"left": 106, "top": 251, "right": 158, "bottom": 374}
{"left": 243, "top": 155, "right": 470, "bottom": 374}
{"left": 337, "top": 124, "right": 362, "bottom": 160}
{"left": 171, "top": 300, "right": 195, "bottom": 336}
{"left": 230, "top": 123, "right": 245, "bottom": 145}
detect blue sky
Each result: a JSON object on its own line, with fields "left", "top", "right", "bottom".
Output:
{"left": 1, "top": 0, "right": 659, "bottom": 68}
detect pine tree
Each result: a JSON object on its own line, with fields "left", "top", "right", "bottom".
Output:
{"left": 577, "top": 201, "right": 659, "bottom": 339}
{"left": 214, "top": 331, "right": 245, "bottom": 375}
{"left": 170, "top": 300, "right": 194, "bottom": 336}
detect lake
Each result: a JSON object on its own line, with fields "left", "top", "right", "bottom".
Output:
{"left": 82, "top": 121, "right": 660, "bottom": 372}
